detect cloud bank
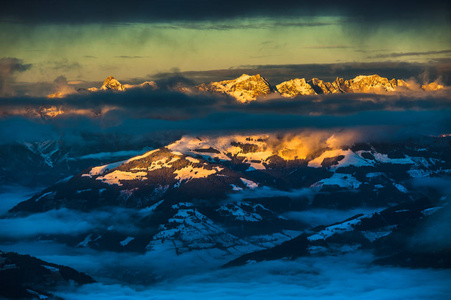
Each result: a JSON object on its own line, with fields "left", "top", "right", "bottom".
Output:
{"left": 0, "top": 85, "right": 449, "bottom": 147}
{"left": 1, "top": 85, "right": 450, "bottom": 119}
{"left": 54, "top": 253, "right": 451, "bottom": 300}
{"left": 1, "top": 1, "right": 449, "bottom": 25}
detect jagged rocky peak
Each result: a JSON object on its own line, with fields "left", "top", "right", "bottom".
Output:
{"left": 305, "top": 75, "right": 409, "bottom": 95}
{"left": 100, "top": 76, "right": 126, "bottom": 91}
{"left": 308, "top": 78, "right": 343, "bottom": 94}
{"left": 197, "top": 73, "right": 275, "bottom": 103}
{"left": 348, "top": 74, "right": 405, "bottom": 93}
{"left": 276, "top": 78, "right": 317, "bottom": 97}
{"left": 277, "top": 75, "right": 444, "bottom": 98}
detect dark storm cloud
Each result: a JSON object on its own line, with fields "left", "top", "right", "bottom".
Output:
{"left": 154, "top": 75, "right": 197, "bottom": 90}
{"left": 1, "top": 1, "right": 449, "bottom": 24}
{"left": 0, "top": 57, "right": 32, "bottom": 96}
{"left": 0, "top": 88, "right": 450, "bottom": 119}
{"left": 0, "top": 88, "right": 233, "bottom": 120}
{"left": 0, "top": 66, "right": 449, "bottom": 142}
{"left": 0, "top": 87, "right": 450, "bottom": 140}
{"left": 369, "top": 49, "right": 451, "bottom": 59}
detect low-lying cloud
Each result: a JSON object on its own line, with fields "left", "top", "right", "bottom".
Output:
{"left": 0, "top": 110, "right": 449, "bottom": 149}
{"left": 1, "top": 86, "right": 450, "bottom": 120}
{"left": 53, "top": 252, "right": 451, "bottom": 300}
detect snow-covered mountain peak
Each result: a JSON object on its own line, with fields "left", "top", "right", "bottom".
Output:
{"left": 352, "top": 74, "right": 381, "bottom": 82}
{"left": 235, "top": 74, "right": 252, "bottom": 82}
{"left": 348, "top": 74, "right": 402, "bottom": 92}
{"left": 276, "top": 78, "right": 317, "bottom": 97}
{"left": 100, "top": 76, "right": 126, "bottom": 91}
{"left": 196, "top": 74, "right": 275, "bottom": 103}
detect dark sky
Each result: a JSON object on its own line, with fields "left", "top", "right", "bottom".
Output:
{"left": 1, "top": 1, "right": 450, "bottom": 24}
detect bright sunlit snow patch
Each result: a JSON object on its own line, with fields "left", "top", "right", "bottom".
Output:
{"left": 97, "top": 170, "right": 147, "bottom": 186}
{"left": 185, "top": 156, "right": 200, "bottom": 164}
{"left": 167, "top": 135, "right": 272, "bottom": 163}
{"left": 143, "top": 156, "right": 180, "bottom": 172}
{"left": 87, "top": 149, "right": 160, "bottom": 176}
{"left": 174, "top": 166, "right": 217, "bottom": 182}
{"left": 89, "top": 161, "right": 128, "bottom": 176}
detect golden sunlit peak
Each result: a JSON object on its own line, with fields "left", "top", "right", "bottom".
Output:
{"left": 101, "top": 76, "right": 126, "bottom": 91}
{"left": 103, "top": 76, "right": 116, "bottom": 84}
{"left": 197, "top": 73, "right": 273, "bottom": 103}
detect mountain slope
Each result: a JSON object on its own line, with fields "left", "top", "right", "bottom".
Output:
{"left": 224, "top": 196, "right": 451, "bottom": 269}
{"left": 0, "top": 251, "right": 94, "bottom": 299}
{"left": 8, "top": 134, "right": 450, "bottom": 259}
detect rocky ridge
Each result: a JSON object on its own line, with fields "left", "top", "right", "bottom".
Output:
{"left": 46, "top": 74, "right": 444, "bottom": 103}
{"left": 0, "top": 251, "right": 94, "bottom": 299}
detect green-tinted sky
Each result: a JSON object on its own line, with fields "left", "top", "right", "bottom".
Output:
{"left": 1, "top": 1, "right": 450, "bottom": 84}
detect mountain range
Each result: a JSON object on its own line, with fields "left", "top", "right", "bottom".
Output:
{"left": 47, "top": 74, "right": 445, "bottom": 102}
{"left": 2, "top": 72, "right": 450, "bottom": 298}
{"left": 7, "top": 134, "right": 450, "bottom": 269}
